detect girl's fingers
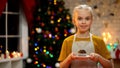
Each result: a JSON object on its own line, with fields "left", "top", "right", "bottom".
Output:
{"left": 89, "top": 53, "right": 99, "bottom": 62}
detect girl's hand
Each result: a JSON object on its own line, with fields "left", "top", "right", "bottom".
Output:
{"left": 89, "top": 53, "right": 100, "bottom": 62}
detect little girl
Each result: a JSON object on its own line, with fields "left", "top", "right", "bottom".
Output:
{"left": 58, "top": 4, "right": 113, "bottom": 68}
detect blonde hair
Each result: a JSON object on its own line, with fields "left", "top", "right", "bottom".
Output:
{"left": 72, "top": 4, "right": 94, "bottom": 22}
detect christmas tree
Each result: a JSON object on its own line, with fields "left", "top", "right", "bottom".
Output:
{"left": 25, "top": 0, "right": 74, "bottom": 68}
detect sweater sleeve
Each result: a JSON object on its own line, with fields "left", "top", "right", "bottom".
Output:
{"left": 58, "top": 39, "right": 68, "bottom": 61}
{"left": 93, "top": 36, "right": 111, "bottom": 60}
{"left": 58, "top": 35, "right": 73, "bottom": 61}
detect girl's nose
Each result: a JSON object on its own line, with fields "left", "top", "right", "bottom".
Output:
{"left": 82, "top": 19, "right": 86, "bottom": 24}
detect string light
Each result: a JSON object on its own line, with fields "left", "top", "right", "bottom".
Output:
{"left": 34, "top": 61, "right": 38, "bottom": 65}
{"left": 53, "top": 41, "right": 56, "bottom": 44}
{"left": 43, "top": 49, "right": 47, "bottom": 53}
{"left": 54, "top": 0, "right": 57, "bottom": 5}
{"left": 47, "top": 10, "right": 51, "bottom": 15}
{"left": 37, "top": 47, "right": 39, "bottom": 49}
{"left": 35, "top": 51, "right": 38, "bottom": 54}
{"left": 50, "top": 20, "right": 54, "bottom": 24}
{"left": 49, "top": 34, "right": 52, "bottom": 38}
{"left": 42, "top": 63, "right": 46, "bottom": 67}
{"left": 64, "top": 34, "right": 67, "bottom": 37}
{"left": 46, "top": 51, "right": 50, "bottom": 54}
{"left": 49, "top": 54, "right": 54, "bottom": 58}
{"left": 66, "top": 15, "right": 70, "bottom": 20}
{"left": 69, "top": 28, "right": 76, "bottom": 34}
{"left": 43, "top": 46, "right": 46, "bottom": 49}
{"left": 57, "top": 18, "right": 62, "bottom": 22}
{"left": 102, "top": 32, "right": 112, "bottom": 44}
{"left": 36, "top": 28, "right": 42, "bottom": 33}
{"left": 34, "top": 43, "right": 38, "bottom": 46}
{"left": 55, "top": 62, "right": 60, "bottom": 68}
{"left": 50, "top": 16, "right": 54, "bottom": 19}
{"left": 34, "top": 48, "right": 37, "bottom": 51}
{"left": 55, "top": 35, "right": 60, "bottom": 40}
{"left": 38, "top": 8, "right": 41, "bottom": 12}
{"left": 55, "top": 27, "right": 59, "bottom": 32}
{"left": 26, "top": 58, "right": 32, "bottom": 63}
{"left": 107, "top": 43, "right": 113, "bottom": 51}
{"left": 37, "top": 64, "right": 40, "bottom": 67}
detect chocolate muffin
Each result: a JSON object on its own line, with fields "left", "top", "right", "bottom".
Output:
{"left": 78, "top": 50, "right": 86, "bottom": 56}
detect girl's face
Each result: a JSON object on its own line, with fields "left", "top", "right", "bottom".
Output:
{"left": 74, "top": 9, "right": 93, "bottom": 33}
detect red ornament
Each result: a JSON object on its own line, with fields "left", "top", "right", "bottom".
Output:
{"left": 40, "top": 22, "right": 45, "bottom": 27}
{"left": 59, "top": 7, "right": 63, "bottom": 12}
{"left": 51, "top": 11, "right": 55, "bottom": 15}
{"left": 35, "top": 57, "right": 38, "bottom": 60}
{"left": 20, "top": 52, "right": 23, "bottom": 57}
{"left": 64, "top": 29, "right": 68, "bottom": 34}
{"left": 55, "top": 27, "right": 59, "bottom": 32}
{"left": 10, "top": 53, "right": 14, "bottom": 58}
{"left": 31, "top": 30, "right": 35, "bottom": 34}
{"left": 47, "top": 10, "right": 51, "bottom": 15}
{"left": 56, "top": 36, "right": 60, "bottom": 40}
{"left": 51, "top": 16, "right": 54, "bottom": 19}
{"left": 115, "top": 49, "right": 120, "bottom": 59}
{"left": 49, "top": 46, "right": 53, "bottom": 51}
{"left": 57, "top": 24, "right": 60, "bottom": 26}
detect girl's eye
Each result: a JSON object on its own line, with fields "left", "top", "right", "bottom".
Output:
{"left": 77, "top": 17, "right": 92, "bottom": 21}
{"left": 78, "top": 17, "right": 82, "bottom": 20}
{"left": 85, "top": 16, "right": 92, "bottom": 20}
{"left": 86, "top": 17, "right": 90, "bottom": 20}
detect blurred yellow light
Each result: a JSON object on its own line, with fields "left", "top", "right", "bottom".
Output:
{"left": 43, "top": 49, "right": 46, "bottom": 52}
{"left": 49, "top": 34, "right": 52, "bottom": 38}
{"left": 6, "top": 50, "right": 9, "bottom": 53}
{"left": 103, "top": 38, "right": 107, "bottom": 43}
{"left": 54, "top": 0, "right": 57, "bottom": 5}
{"left": 110, "top": 43, "right": 113, "bottom": 45}
{"left": 34, "top": 48, "right": 37, "bottom": 51}
{"left": 107, "top": 32, "right": 111, "bottom": 38}
{"left": 66, "top": 15, "right": 70, "bottom": 20}
{"left": 43, "top": 64, "right": 46, "bottom": 67}
{"left": 64, "top": 34, "right": 67, "bottom": 37}
{"left": 57, "top": 18, "right": 62, "bottom": 22}
{"left": 35, "top": 61, "right": 38, "bottom": 64}
{"left": 37, "top": 47, "right": 39, "bottom": 49}
{"left": 54, "top": 2, "right": 57, "bottom": 5}
{"left": 102, "top": 32, "right": 106, "bottom": 36}
{"left": 55, "top": 35, "right": 57, "bottom": 37}
{"left": 43, "top": 46, "right": 46, "bottom": 49}
{"left": 53, "top": 41, "right": 56, "bottom": 44}
{"left": 102, "top": 32, "right": 112, "bottom": 44}
{"left": 51, "top": 20, "right": 54, "bottom": 24}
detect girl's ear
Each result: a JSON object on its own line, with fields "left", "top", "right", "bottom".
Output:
{"left": 72, "top": 19, "right": 76, "bottom": 26}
